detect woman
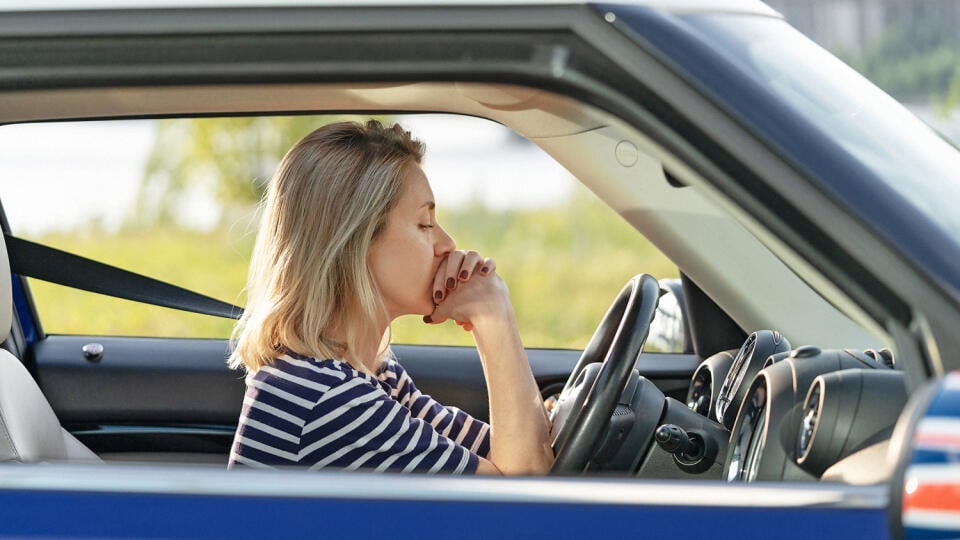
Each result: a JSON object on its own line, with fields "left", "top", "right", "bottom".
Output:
{"left": 228, "top": 120, "right": 554, "bottom": 475}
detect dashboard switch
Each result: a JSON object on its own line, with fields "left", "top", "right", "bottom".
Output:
{"left": 655, "top": 424, "right": 703, "bottom": 462}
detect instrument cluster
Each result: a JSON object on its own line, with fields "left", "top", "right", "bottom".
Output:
{"left": 684, "top": 332, "right": 904, "bottom": 482}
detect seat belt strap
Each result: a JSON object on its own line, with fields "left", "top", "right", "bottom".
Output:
{"left": 5, "top": 234, "right": 242, "bottom": 320}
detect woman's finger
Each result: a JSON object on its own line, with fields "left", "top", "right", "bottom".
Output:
{"left": 479, "top": 257, "right": 496, "bottom": 276}
{"left": 424, "top": 304, "right": 448, "bottom": 325}
{"left": 432, "top": 255, "right": 449, "bottom": 304}
{"left": 458, "top": 250, "right": 483, "bottom": 282}
{"left": 442, "top": 250, "right": 466, "bottom": 292}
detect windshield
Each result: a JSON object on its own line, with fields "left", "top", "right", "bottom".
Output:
{"left": 681, "top": 13, "right": 960, "bottom": 251}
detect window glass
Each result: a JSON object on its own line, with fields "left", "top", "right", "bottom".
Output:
{"left": 683, "top": 14, "right": 960, "bottom": 252}
{"left": 0, "top": 115, "right": 675, "bottom": 348}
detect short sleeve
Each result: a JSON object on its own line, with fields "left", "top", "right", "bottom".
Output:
{"left": 299, "top": 376, "right": 480, "bottom": 473}
{"left": 378, "top": 360, "right": 491, "bottom": 458}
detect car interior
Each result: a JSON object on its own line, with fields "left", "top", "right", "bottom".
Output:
{"left": 0, "top": 81, "right": 916, "bottom": 485}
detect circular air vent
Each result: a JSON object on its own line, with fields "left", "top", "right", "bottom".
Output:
{"left": 795, "top": 369, "right": 907, "bottom": 477}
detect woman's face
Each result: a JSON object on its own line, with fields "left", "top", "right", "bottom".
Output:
{"left": 368, "top": 162, "right": 455, "bottom": 320}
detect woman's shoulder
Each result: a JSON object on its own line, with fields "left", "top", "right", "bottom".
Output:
{"left": 250, "top": 353, "right": 374, "bottom": 395}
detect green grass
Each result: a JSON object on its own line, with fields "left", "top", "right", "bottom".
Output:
{"left": 29, "top": 186, "right": 675, "bottom": 349}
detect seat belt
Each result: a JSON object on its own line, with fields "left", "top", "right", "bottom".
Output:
{"left": 4, "top": 234, "right": 242, "bottom": 319}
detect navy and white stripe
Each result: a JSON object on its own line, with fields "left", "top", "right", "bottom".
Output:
{"left": 229, "top": 354, "right": 490, "bottom": 473}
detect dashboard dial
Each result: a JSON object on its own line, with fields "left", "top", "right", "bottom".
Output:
{"left": 727, "top": 379, "right": 767, "bottom": 481}
{"left": 687, "top": 370, "right": 711, "bottom": 416}
{"left": 715, "top": 331, "right": 790, "bottom": 429}
{"left": 797, "top": 381, "right": 822, "bottom": 461}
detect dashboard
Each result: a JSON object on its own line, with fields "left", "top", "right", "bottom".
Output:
{"left": 677, "top": 331, "right": 905, "bottom": 483}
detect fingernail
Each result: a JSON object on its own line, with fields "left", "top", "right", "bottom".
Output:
{"left": 480, "top": 266, "right": 489, "bottom": 274}
{"left": 423, "top": 315, "right": 433, "bottom": 324}
{"left": 434, "top": 290, "right": 443, "bottom": 301}
{"left": 459, "top": 270, "right": 468, "bottom": 280}
{"left": 446, "top": 277, "right": 455, "bottom": 289}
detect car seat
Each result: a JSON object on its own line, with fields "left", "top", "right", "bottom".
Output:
{"left": 0, "top": 236, "right": 100, "bottom": 463}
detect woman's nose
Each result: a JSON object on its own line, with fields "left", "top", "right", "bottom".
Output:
{"left": 436, "top": 225, "right": 456, "bottom": 256}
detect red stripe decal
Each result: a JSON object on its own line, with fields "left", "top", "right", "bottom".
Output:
{"left": 905, "top": 483, "right": 960, "bottom": 511}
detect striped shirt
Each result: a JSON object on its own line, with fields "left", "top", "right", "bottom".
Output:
{"left": 228, "top": 354, "right": 490, "bottom": 473}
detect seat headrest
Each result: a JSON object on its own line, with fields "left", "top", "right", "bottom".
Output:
{"left": 0, "top": 236, "right": 11, "bottom": 338}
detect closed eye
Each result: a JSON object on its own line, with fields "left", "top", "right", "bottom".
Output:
{"left": 419, "top": 224, "right": 435, "bottom": 229}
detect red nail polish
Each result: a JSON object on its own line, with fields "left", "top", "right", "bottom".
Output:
{"left": 434, "top": 290, "right": 443, "bottom": 301}
{"left": 446, "top": 277, "right": 455, "bottom": 289}
{"left": 459, "top": 270, "right": 468, "bottom": 280}
{"left": 423, "top": 315, "right": 433, "bottom": 324}
{"left": 481, "top": 266, "right": 489, "bottom": 274}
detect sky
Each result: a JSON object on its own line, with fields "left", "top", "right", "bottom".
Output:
{"left": 0, "top": 115, "right": 575, "bottom": 236}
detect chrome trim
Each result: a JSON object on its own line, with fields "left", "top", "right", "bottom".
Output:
{"left": 0, "top": 463, "right": 887, "bottom": 509}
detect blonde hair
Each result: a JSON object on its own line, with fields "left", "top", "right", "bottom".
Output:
{"left": 229, "top": 120, "right": 424, "bottom": 373}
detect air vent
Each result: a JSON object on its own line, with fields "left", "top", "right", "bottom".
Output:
{"left": 863, "top": 348, "right": 895, "bottom": 368}
{"left": 795, "top": 369, "right": 907, "bottom": 477}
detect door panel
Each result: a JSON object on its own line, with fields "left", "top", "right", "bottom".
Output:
{"left": 31, "top": 336, "right": 241, "bottom": 425}
{"left": 30, "top": 335, "right": 243, "bottom": 460}
{"left": 30, "top": 336, "right": 698, "bottom": 461}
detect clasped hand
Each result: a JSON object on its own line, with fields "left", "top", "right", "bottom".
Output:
{"left": 425, "top": 250, "right": 508, "bottom": 331}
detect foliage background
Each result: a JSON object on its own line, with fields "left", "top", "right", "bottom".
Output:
{"left": 27, "top": 115, "right": 676, "bottom": 350}
{"left": 29, "top": 184, "right": 675, "bottom": 349}
{"left": 839, "top": 21, "right": 960, "bottom": 114}
{"left": 766, "top": 0, "right": 960, "bottom": 118}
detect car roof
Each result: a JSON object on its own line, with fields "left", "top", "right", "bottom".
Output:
{"left": 0, "top": 0, "right": 781, "bottom": 17}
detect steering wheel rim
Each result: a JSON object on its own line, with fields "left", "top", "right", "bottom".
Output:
{"left": 551, "top": 273, "right": 661, "bottom": 473}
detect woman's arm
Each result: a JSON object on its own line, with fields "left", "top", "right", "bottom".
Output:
{"left": 429, "top": 252, "right": 554, "bottom": 475}
{"left": 380, "top": 360, "right": 491, "bottom": 457}
{"left": 471, "top": 305, "right": 555, "bottom": 475}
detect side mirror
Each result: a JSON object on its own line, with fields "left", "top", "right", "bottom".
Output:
{"left": 645, "top": 278, "right": 691, "bottom": 354}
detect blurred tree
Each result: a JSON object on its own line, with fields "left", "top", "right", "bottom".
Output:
{"left": 133, "top": 115, "right": 384, "bottom": 229}
{"left": 944, "top": 65, "right": 960, "bottom": 114}
{"left": 841, "top": 22, "right": 960, "bottom": 112}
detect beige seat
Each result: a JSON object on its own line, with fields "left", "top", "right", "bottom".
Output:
{"left": 0, "top": 237, "right": 99, "bottom": 463}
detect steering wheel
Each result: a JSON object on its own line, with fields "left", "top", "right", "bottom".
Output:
{"left": 550, "top": 274, "right": 661, "bottom": 473}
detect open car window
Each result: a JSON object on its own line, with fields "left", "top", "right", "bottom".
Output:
{"left": 0, "top": 114, "right": 677, "bottom": 349}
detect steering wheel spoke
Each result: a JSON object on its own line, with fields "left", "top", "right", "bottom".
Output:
{"left": 550, "top": 274, "right": 662, "bottom": 474}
